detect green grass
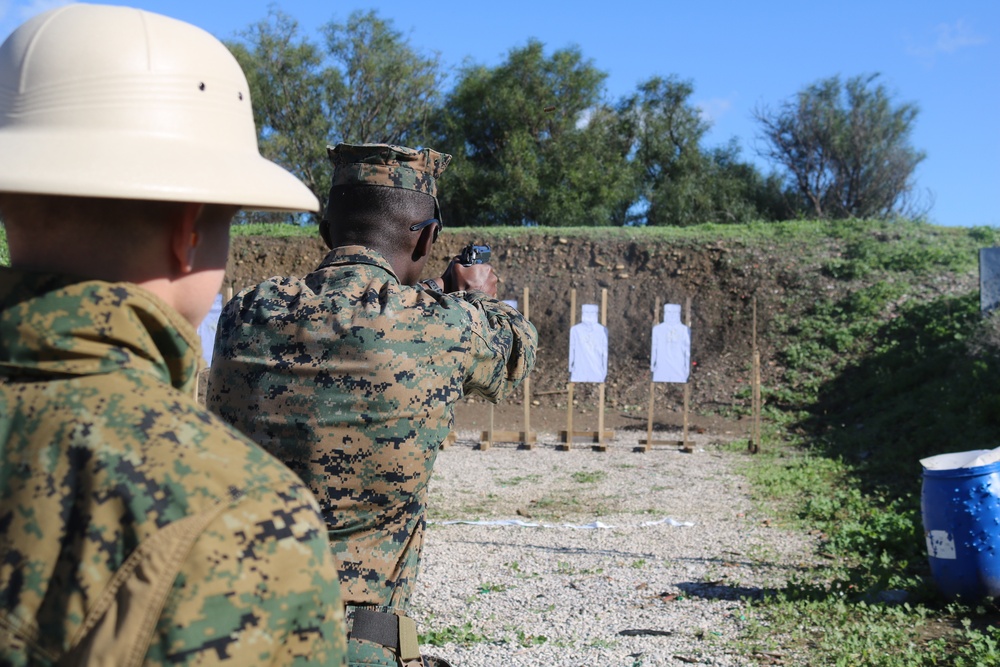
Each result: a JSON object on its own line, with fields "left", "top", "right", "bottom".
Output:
{"left": 226, "top": 217, "right": 982, "bottom": 252}
{"left": 497, "top": 474, "right": 541, "bottom": 487}
{"left": 420, "top": 621, "right": 492, "bottom": 647}
{"left": 505, "top": 561, "right": 540, "bottom": 579}
{"left": 509, "top": 628, "right": 548, "bottom": 647}
{"left": 555, "top": 561, "right": 603, "bottom": 576}
{"left": 476, "top": 582, "right": 509, "bottom": 594}
{"left": 712, "top": 218, "right": 1000, "bottom": 664}
{"left": 740, "top": 595, "right": 1000, "bottom": 666}
{"left": 570, "top": 470, "right": 606, "bottom": 484}
{"left": 734, "top": 437, "right": 1000, "bottom": 665}
{"left": 231, "top": 222, "right": 318, "bottom": 237}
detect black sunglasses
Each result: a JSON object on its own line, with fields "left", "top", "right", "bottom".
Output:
{"left": 409, "top": 218, "right": 442, "bottom": 242}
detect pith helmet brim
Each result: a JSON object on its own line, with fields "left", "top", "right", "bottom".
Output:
{"left": 0, "top": 128, "right": 319, "bottom": 211}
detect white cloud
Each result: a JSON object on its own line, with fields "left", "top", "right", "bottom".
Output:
{"left": 932, "top": 19, "right": 988, "bottom": 53}
{"left": 906, "top": 19, "right": 988, "bottom": 59}
{"left": 696, "top": 97, "right": 733, "bottom": 124}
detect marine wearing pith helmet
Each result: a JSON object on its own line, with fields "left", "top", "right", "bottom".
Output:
{"left": 0, "top": 4, "right": 344, "bottom": 665}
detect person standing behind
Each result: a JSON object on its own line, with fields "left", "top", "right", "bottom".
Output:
{"left": 0, "top": 5, "right": 346, "bottom": 665}
{"left": 207, "top": 143, "right": 537, "bottom": 666}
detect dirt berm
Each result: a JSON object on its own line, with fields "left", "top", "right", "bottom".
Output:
{"left": 222, "top": 229, "right": 818, "bottom": 435}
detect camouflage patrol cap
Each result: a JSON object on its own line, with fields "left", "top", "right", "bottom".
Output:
{"left": 328, "top": 143, "right": 452, "bottom": 198}
{"left": 322, "top": 143, "right": 452, "bottom": 247}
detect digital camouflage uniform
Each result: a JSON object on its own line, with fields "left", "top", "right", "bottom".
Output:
{"left": 207, "top": 141, "right": 537, "bottom": 667}
{"left": 0, "top": 271, "right": 347, "bottom": 666}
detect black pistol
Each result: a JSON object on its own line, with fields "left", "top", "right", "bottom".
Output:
{"left": 458, "top": 243, "right": 491, "bottom": 266}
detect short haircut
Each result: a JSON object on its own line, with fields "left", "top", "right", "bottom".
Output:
{"left": 323, "top": 185, "right": 435, "bottom": 254}
{"left": 0, "top": 194, "right": 181, "bottom": 245}
{"left": 0, "top": 194, "right": 236, "bottom": 266}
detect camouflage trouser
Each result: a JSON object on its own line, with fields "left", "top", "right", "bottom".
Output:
{"left": 346, "top": 605, "right": 452, "bottom": 667}
{"left": 347, "top": 638, "right": 407, "bottom": 667}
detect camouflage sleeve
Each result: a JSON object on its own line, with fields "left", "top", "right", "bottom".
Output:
{"left": 456, "top": 291, "right": 538, "bottom": 403}
{"left": 146, "top": 484, "right": 346, "bottom": 666}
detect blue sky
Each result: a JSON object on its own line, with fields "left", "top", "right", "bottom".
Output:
{"left": 2, "top": 1, "right": 996, "bottom": 227}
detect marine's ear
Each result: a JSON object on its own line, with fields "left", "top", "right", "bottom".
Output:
{"left": 412, "top": 223, "right": 435, "bottom": 262}
{"left": 169, "top": 203, "right": 205, "bottom": 274}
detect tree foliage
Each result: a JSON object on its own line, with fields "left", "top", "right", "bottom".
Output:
{"left": 754, "top": 74, "right": 927, "bottom": 220}
{"left": 616, "top": 76, "right": 793, "bottom": 226}
{"left": 228, "top": 9, "right": 925, "bottom": 228}
{"left": 226, "top": 8, "right": 443, "bottom": 222}
{"left": 435, "top": 40, "right": 636, "bottom": 227}
{"left": 436, "top": 56, "right": 790, "bottom": 227}
{"left": 227, "top": 10, "right": 331, "bottom": 223}
{"left": 322, "top": 11, "right": 443, "bottom": 146}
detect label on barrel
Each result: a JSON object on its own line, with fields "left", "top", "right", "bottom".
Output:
{"left": 926, "top": 530, "right": 957, "bottom": 560}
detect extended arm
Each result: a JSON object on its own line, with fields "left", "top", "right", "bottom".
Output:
{"left": 459, "top": 294, "right": 537, "bottom": 403}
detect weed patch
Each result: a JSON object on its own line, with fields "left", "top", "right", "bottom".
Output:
{"left": 420, "top": 621, "right": 493, "bottom": 647}
{"left": 571, "top": 470, "right": 607, "bottom": 484}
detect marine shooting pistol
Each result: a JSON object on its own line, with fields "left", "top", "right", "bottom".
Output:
{"left": 458, "top": 243, "right": 491, "bottom": 266}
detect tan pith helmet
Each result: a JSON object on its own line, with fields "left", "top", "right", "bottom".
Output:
{"left": 0, "top": 3, "right": 318, "bottom": 212}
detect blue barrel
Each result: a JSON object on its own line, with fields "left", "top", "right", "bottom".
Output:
{"left": 921, "top": 454, "right": 1000, "bottom": 601}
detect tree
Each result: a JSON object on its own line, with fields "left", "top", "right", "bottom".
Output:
{"left": 435, "top": 40, "right": 637, "bottom": 226}
{"left": 227, "top": 10, "right": 332, "bottom": 223}
{"left": 619, "top": 76, "right": 709, "bottom": 226}
{"left": 754, "top": 74, "right": 927, "bottom": 220}
{"left": 619, "top": 76, "right": 787, "bottom": 226}
{"left": 322, "top": 11, "right": 443, "bottom": 146}
{"left": 227, "top": 8, "right": 444, "bottom": 222}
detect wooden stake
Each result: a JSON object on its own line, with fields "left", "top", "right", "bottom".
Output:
{"left": 595, "top": 385, "right": 607, "bottom": 451}
{"left": 559, "top": 383, "right": 574, "bottom": 451}
{"left": 643, "top": 383, "right": 655, "bottom": 452}
{"left": 595, "top": 288, "right": 608, "bottom": 451}
{"left": 642, "top": 297, "right": 661, "bottom": 452}
{"left": 681, "top": 385, "right": 691, "bottom": 452}
{"left": 751, "top": 350, "right": 762, "bottom": 454}
{"left": 749, "top": 297, "right": 760, "bottom": 454}
{"left": 521, "top": 286, "right": 536, "bottom": 447}
{"left": 440, "top": 432, "right": 457, "bottom": 450}
{"left": 559, "top": 289, "right": 577, "bottom": 451}
{"left": 680, "top": 296, "right": 693, "bottom": 453}
{"left": 479, "top": 403, "right": 494, "bottom": 450}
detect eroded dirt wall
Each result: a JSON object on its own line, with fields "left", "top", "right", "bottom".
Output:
{"left": 224, "top": 232, "right": 793, "bottom": 412}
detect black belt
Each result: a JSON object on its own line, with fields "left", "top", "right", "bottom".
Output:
{"left": 348, "top": 607, "right": 421, "bottom": 663}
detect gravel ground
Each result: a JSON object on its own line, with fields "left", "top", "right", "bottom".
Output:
{"left": 410, "top": 427, "right": 819, "bottom": 666}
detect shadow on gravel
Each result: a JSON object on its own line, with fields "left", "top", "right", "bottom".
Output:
{"left": 676, "top": 581, "right": 775, "bottom": 601}
{"left": 445, "top": 538, "right": 656, "bottom": 560}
